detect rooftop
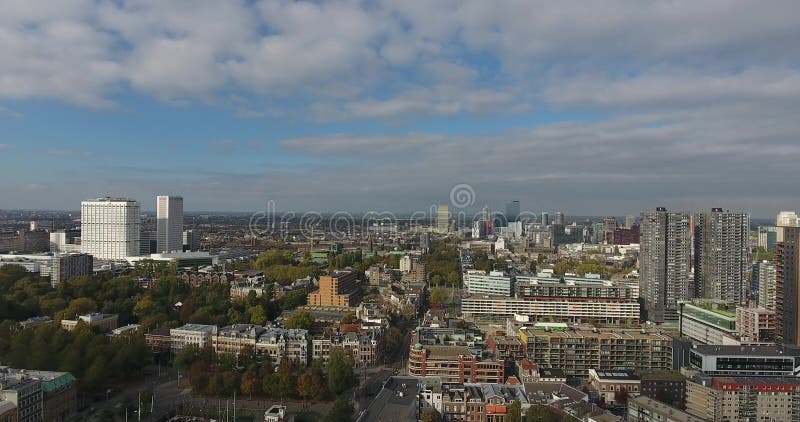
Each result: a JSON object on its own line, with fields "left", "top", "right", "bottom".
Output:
{"left": 358, "top": 376, "right": 419, "bottom": 422}
{"left": 692, "top": 344, "right": 800, "bottom": 357}
{"left": 629, "top": 396, "right": 704, "bottom": 422}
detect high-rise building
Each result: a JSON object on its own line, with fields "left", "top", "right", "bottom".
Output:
{"left": 639, "top": 208, "right": 691, "bottom": 323}
{"left": 777, "top": 211, "right": 799, "bottom": 229}
{"left": 694, "top": 209, "right": 750, "bottom": 303}
{"left": 776, "top": 225, "right": 800, "bottom": 346}
{"left": 182, "top": 229, "right": 199, "bottom": 252}
{"left": 603, "top": 216, "right": 618, "bottom": 244}
{"left": 156, "top": 195, "right": 183, "bottom": 253}
{"left": 754, "top": 260, "right": 776, "bottom": 310}
{"left": 436, "top": 205, "right": 449, "bottom": 233}
{"left": 50, "top": 253, "right": 93, "bottom": 287}
{"left": 541, "top": 212, "right": 549, "bottom": 226}
{"left": 758, "top": 226, "right": 778, "bottom": 252}
{"left": 307, "top": 271, "right": 360, "bottom": 307}
{"left": 625, "top": 215, "right": 637, "bottom": 228}
{"left": 80, "top": 197, "right": 140, "bottom": 260}
{"left": 505, "top": 200, "right": 520, "bottom": 223}
{"left": 554, "top": 212, "right": 565, "bottom": 226}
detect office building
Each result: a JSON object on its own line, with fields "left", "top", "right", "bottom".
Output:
{"left": 505, "top": 201, "right": 520, "bottom": 223}
{"left": 170, "top": 324, "right": 218, "bottom": 352}
{"left": 182, "top": 230, "right": 199, "bottom": 252}
{"left": 80, "top": 197, "right": 140, "bottom": 260}
{"left": 50, "top": 253, "right": 92, "bottom": 287}
{"left": 777, "top": 211, "right": 799, "bottom": 229}
{"left": 518, "top": 326, "right": 673, "bottom": 377}
{"left": 541, "top": 212, "right": 549, "bottom": 226}
{"left": 754, "top": 260, "right": 776, "bottom": 310}
{"left": 48, "top": 229, "right": 80, "bottom": 254}
{"left": 758, "top": 226, "right": 778, "bottom": 252}
{"left": 627, "top": 396, "right": 703, "bottom": 422}
{"left": 688, "top": 344, "right": 800, "bottom": 377}
{"left": 694, "top": 209, "right": 750, "bottom": 303}
{"left": 463, "top": 270, "right": 514, "bottom": 296}
{"left": 555, "top": 211, "right": 565, "bottom": 226}
{"left": 678, "top": 301, "right": 737, "bottom": 345}
{"left": 139, "top": 230, "right": 156, "bottom": 255}
{"left": 462, "top": 296, "right": 640, "bottom": 325}
{"left": 603, "top": 216, "right": 618, "bottom": 244}
{"left": 639, "top": 208, "right": 692, "bottom": 323}
{"left": 777, "top": 225, "right": 800, "bottom": 346}
{"left": 408, "top": 343, "right": 504, "bottom": 383}
{"left": 156, "top": 196, "right": 183, "bottom": 253}
{"left": 307, "top": 271, "right": 360, "bottom": 308}
{"left": 736, "top": 306, "right": 776, "bottom": 343}
{"left": 686, "top": 375, "right": 800, "bottom": 422}
{"left": 436, "top": 205, "right": 449, "bottom": 233}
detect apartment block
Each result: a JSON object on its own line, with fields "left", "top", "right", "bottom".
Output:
{"left": 308, "top": 271, "right": 360, "bottom": 308}
{"left": 736, "top": 306, "right": 776, "bottom": 343}
{"left": 256, "top": 328, "right": 310, "bottom": 366}
{"left": 170, "top": 324, "right": 218, "bottom": 352}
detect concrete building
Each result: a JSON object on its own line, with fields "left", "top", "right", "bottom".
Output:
{"left": 518, "top": 326, "right": 673, "bottom": 377}
{"left": 256, "top": 328, "right": 310, "bottom": 366}
{"left": 639, "top": 208, "right": 692, "bottom": 323}
{"left": 463, "top": 270, "right": 513, "bottom": 296}
{"left": 139, "top": 230, "right": 156, "bottom": 255}
{"left": 0, "top": 376, "right": 40, "bottom": 422}
{"left": 50, "top": 253, "right": 92, "bottom": 287}
{"left": 156, "top": 195, "right": 183, "bottom": 253}
{"left": 688, "top": 344, "right": 800, "bottom": 377}
{"left": 307, "top": 271, "right": 360, "bottom": 308}
{"left": 754, "top": 260, "right": 776, "bottom": 311}
{"left": 80, "top": 197, "right": 140, "bottom": 260}
{"left": 736, "top": 306, "right": 776, "bottom": 343}
{"left": 758, "top": 226, "right": 778, "bottom": 252}
{"left": 437, "top": 205, "right": 450, "bottom": 233}
{"left": 678, "top": 301, "right": 737, "bottom": 345}
{"left": 505, "top": 201, "right": 520, "bottom": 223}
{"left": 555, "top": 211, "right": 565, "bottom": 226}
{"left": 694, "top": 209, "right": 750, "bottom": 303}
{"left": 541, "top": 212, "right": 549, "bottom": 226}
{"left": 461, "top": 296, "right": 640, "bottom": 325}
{"left": 0, "top": 254, "right": 54, "bottom": 276}
{"left": 627, "top": 396, "right": 703, "bottom": 422}
{"left": 588, "top": 370, "right": 640, "bottom": 405}
{"left": 182, "top": 229, "right": 199, "bottom": 252}
{"left": 48, "top": 230, "right": 80, "bottom": 254}
{"left": 639, "top": 371, "right": 687, "bottom": 410}
{"left": 399, "top": 255, "right": 414, "bottom": 273}
{"left": 777, "top": 225, "right": 800, "bottom": 347}
{"left": 0, "top": 369, "right": 72, "bottom": 422}
{"left": 686, "top": 375, "right": 800, "bottom": 422}
{"left": 60, "top": 313, "right": 118, "bottom": 332}
{"left": 170, "top": 324, "right": 218, "bottom": 352}
{"left": 408, "top": 343, "right": 504, "bottom": 383}
{"left": 125, "top": 251, "right": 218, "bottom": 268}
{"left": 0, "top": 401, "right": 15, "bottom": 422}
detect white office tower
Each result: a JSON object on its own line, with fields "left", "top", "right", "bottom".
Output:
{"left": 157, "top": 196, "right": 184, "bottom": 253}
{"left": 81, "top": 197, "right": 141, "bottom": 260}
{"left": 639, "top": 208, "right": 691, "bottom": 323}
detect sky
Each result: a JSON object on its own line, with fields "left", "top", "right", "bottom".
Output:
{"left": 1, "top": 0, "right": 799, "bottom": 217}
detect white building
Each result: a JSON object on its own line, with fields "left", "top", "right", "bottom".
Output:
{"left": 256, "top": 328, "right": 310, "bottom": 366}
{"left": 156, "top": 196, "right": 183, "bottom": 253}
{"left": 463, "top": 270, "right": 513, "bottom": 296}
{"left": 400, "top": 255, "right": 413, "bottom": 273}
{"left": 461, "top": 296, "right": 640, "bottom": 324}
{"left": 80, "top": 197, "right": 141, "bottom": 260}
{"left": 170, "top": 324, "right": 218, "bottom": 352}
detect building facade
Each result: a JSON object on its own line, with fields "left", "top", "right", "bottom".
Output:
{"left": 170, "top": 324, "right": 218, "bottom": 352}
{"left": 736, "top": 306, "right": 776, "bottom": 343}
{"left": 464, "top": 271, "right": 513, "bottom": 296}
{"left": 461, "top": 296, "right": 640, "bottom": 325}
{"left": 156, "top": 195, "right": 183, "bottom": 253}
{"left": 755, "top": 260, "right": 777, "bottom": 311}
{"left": 80, "top": 197, "right": 141, "bottom": 260}
{"left": 308, "top": 271, "right": 360, "bottom": 308}
{"left": 777, "top": 225, "right": 800, "bottom": 347}
{"left": 639, "top": 208, "right": 691, "bottom": 323}
{"left": 256, "top": 328, "right": 310, "bottom": 366}
{"left": 686, "top": 376, "right": 800, "bottom": 422}
{"left": 627, "top": 396, "right": 703, "bottom": 422}
{"left": 694, "top": 209, "right": 750, "bottom": 303}
{"left": 50, "top": 253, "right": 93, "bottom": 287}
{"left": 678, "top": 301, "right": 737, "bottom": 345}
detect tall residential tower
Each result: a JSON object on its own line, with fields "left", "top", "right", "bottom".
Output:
{"left": 156, "top": 195, "right": 184, "bottom": 253}
{"left": 694, "top": 209, "right": 750, "bottom": 303}
{"left": 639, "top": 208, "right": 691, "bottom": 323}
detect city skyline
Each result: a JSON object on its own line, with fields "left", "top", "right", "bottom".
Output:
{"left": 0, "top": 2, "right": 799, "bottom": 214}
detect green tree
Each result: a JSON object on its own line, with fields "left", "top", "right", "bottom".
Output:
{"left": 327, "top": 347, "right": 355, "bottom": 394}
{"left": 430, "top": 287, "right": 449, "bottom": 306}
{"left": 508, "top": 400, "right": 522, "bottom": 422}
{"left": 174, "top": 345, "right": 201, "bottom": 373}
{"left": 285, "top": 310, "right": 315, "bottom": 330}
{"left": 324, "top": 395, "right": 354, "bottom": 422}
{"left": 340, "top": 312, "right": 357, "bottom": 324}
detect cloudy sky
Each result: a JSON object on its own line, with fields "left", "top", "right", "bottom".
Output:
{"left": 1, "top": 0, "right": 799, "bottom": 217}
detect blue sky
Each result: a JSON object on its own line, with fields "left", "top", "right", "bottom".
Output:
{"left": 1, "top": 0, "right": 799, "bottom": 217}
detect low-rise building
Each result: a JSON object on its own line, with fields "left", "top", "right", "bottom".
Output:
{"left": 263, "top": 404, "right": 291, "bottom": 422}
{"left": 515, "top": 360, "right": 566, "bottom": 383}
{"left": 144, "top": 328, "right": 172, "bottom": 354}
{"left": 0, "top": 370, "right": 42, "bottom": 422}
{"left": 312, "top": 332, "right": 380, "bottom": 367}
{"left": 60, "top": 313, "right": 118, "bottom": 332}
{"left": 678, "top": 301, "right": 736, "bottom": 345}
{"left": 109, "top": 324, "right": 140, "bottom": 337}
{"left": 487, "top": 336, "right": 523, "bottom": 361}
{"left": 688, "top": 344, "right": 800, "bottom": 377}
{"left": 639, "top": 371, "right": 687, "bottom": 410}
{"left": 588, "top": 369, "right": 640, "bottom": 405}
{"left": 170, "top": 324, "right": 218, "bottom": 352}
{"left": 256, "top": 328, "right": 310, "bottom": 366}
{"left": 627, "top": 395, "right": 704, "bottom": 422}
{"left": 213, "top": 324, "right": 265, "bottom": 356}
{"left": 18, "top": 317, "right": 52, "bottom": 330}
{"left": 408, "top": 343, "right": 504, "bottom": 384}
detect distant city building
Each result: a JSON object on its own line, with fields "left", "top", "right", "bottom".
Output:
{"left": 80, "top": 197, "right": 140, "bottom": 260}
{"left": 541, "top": 212, "right": 549, "bottom": 226}
{"left": 436, "top": 205, "right": 450, "bottom": 233}
{"left": 126, "top": 251, "right": 218, "bottom": 268}
{"left": 48, "top": 229, "right": 80, "bottom": 254}
{"left": 758, "top": 226, "right": 778, "bottom": 252}
{"left": 308, "top": 271, "right": 360, "bottom": 308}
{"left": 156, "top": 195, "right": 183, "bottom": 253}
{"left": 754, "top": 260, "right": 776, "bottom": 310}
{"left": 639, "top": 208, "right": 692, "bottom": 323}
{"left": 182, "top": 229, "right": 199, "bottom": 252}
{"left": 777, "top": 211, "right": 800, "bottom": 228}
{"left": 694, "top": 209, "right": 750, "bottom": 303}
{"left": 50, "top": 253, "right": 92, "bottom": 287}
{"left": 625, "top": 215, "right": 637, "bottom": 228}
{"left": 139, "top": 230, "right": 156, "bottom": 255}
{"left": 776, "top": 224, "right": 800, "bottom": 347}
{"left": 678, "top": 301, "right": 737, "bottom": 345}
{"left": 505, "top": 201, "right": 520, "bottom": 223}
{"left": 419, "top": 233, "right": 431, "bottom": 253}
{"left": 399, "top": 255, "right": 414, "bottom": 273}
{"left": 0, "top": 230, "right": 49, "bottom": 254}
{"left": 555, "top": 211, "right": 565, "bottom": 226}
{"left": 603, "top": 216, "right": 618, "bottom": 244}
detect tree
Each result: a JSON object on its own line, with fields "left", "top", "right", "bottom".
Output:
{"left": 296, "top": 371, "right": 320, "bottom": 399}
{"left": 324, "top": 395, "right": 354, "bottom": 422}
{"left": 174, "top": 345, "right": 201, "bottom": 373}
{"left": 285, "top": 310, "right": 315, "bottom": 330}
{"left": 248, "top": 305, "right": 267, "bottom": 325}
{"left": 430, "top": 286, "right": 449, "bottom": 307}
{"left": 340, "top": 312, "right": 357, "bottom": 324}
{"left": 421, "top": 410, "right": 441, "bottom": 422}
{"left": 327, "top": 347, "right": 355, "bottom": 394}
{"left": 508, "top": 400, "right": 522, "bottom": 422}
{"left": 240, "top": 366, "right": 261, "bottom": 398}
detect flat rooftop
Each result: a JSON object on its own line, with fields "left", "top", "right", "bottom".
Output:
{"left": 692, "top": 344, "right": 799, "bottom": 357}
{"left": 358, "top": 376, "right": 419, "bottom": 422}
